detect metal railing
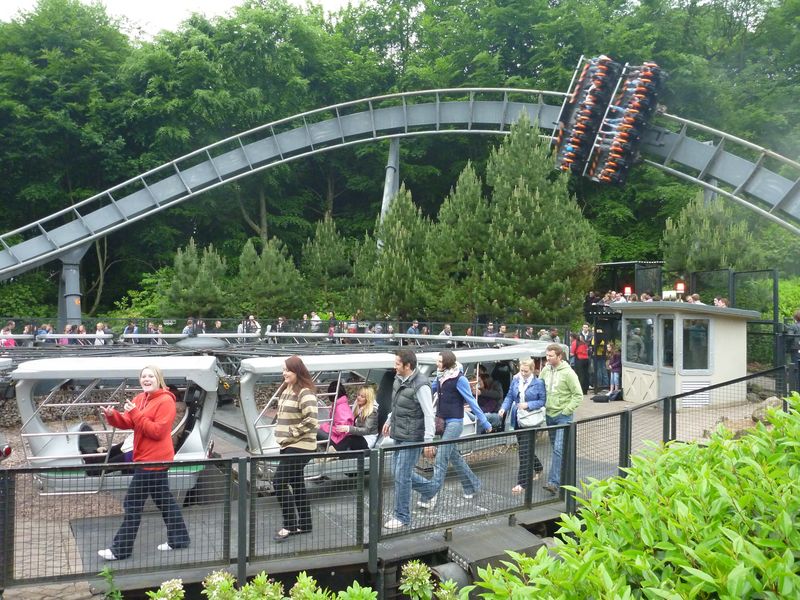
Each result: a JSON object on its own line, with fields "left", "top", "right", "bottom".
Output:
{"left": 0, "top": 366, "right": 790, "bottom": 591}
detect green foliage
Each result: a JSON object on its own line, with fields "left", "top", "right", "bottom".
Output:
{"left": 779, "top": 278, "right": 800, "bottom": 322}
{"left": 301, "top": 215, "right": 355, "bottom": 311}
{"left": 662, "top": 192, "right": 766, "bottom": 273}
{"left": 147, "top": 578, "right": 185, "bottom": 600}
{"left": 0, "top": 272, "right": 56, "bottom": 317}
{"left": 99, "top": 566, "right": 124, "bottom": 600}
{"left": 166, "top": 238, "right": 229, "bottom": 317}
{"left": 289, "top": 572, "right": 331, "bottom": 599}
{"left": 236, "top": 238, "right": 305, "bottom": 318}
{"left": 467, "top": 394, "right": 800, "bottom": 598}
{"left": 428, "top": 162, "right": 490, "bottom": 320}
{"left": 399, "top": 560, "right": 435, "bottom": 600}
{"left": 107, "top": 267, "right": 173, "bottom": 319}
{"left": 359, "top": 185, "right": 432, "bottom": 319}
{"left": 1, "top": 0, "right": 798, "bottom": 315}
{"left": 480, "top": 115, "right": 599, "bottom": 323}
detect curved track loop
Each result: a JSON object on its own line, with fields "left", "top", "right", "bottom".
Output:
{"left": 0, "top": 88, "right": 798, "bottom": 280}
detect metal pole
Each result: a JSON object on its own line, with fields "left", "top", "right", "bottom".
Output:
{"left": 367, "top": 448, "right": 381, "bottom": 577}
{"left": 378, "top": 139, "right": 400, "bottom": 225}
{"left": 618, "top": 411, "right": 632, "bottom": 476}
{"left": 564, "top": 423, "right": 578, "bottom": 514}
{"left": 237, "top": 457, "right": 248, "bottom": 587}
{"left": 57, "top": 243, "right": 90, "bottom": 331}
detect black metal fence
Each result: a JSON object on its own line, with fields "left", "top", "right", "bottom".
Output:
{"left": 0, "top": 367, "right": 790, "bottom": 591}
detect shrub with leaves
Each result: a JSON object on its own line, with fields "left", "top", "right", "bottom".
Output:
{"left": 147, "top": 569, "right": 377, "bottom": 600}
{"left": 467, "top": 394, "right": 800, "bottom": 598}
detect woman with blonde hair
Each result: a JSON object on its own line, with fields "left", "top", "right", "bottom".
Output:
{"left": 98, "top": 365, "right": 189, "bottom": 560}
{"left": 332, "top": 386, "right": 379, "bottom": 451}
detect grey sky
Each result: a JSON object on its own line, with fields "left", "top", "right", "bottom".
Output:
{"left": 0, "top": 0, "right": 354, "bottom": 38}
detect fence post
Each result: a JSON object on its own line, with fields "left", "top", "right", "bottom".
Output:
{"left": 662, "top": 396, "right": 673, "bottom": 443}
{"left": 524, "top": 428, "right": 535, "bottom": 508}
{"left": 618, "top": 410, "right": 632, "bottom": 476}
{"left": 0, "top": 470, "right": 14, "bottom": 594}
{"left": 355, "top": 452, "right": 366, "bottom": 548}
{"left": 367, "top": 448, "right": 381, "bottom": 577}
{"left": 236, "top": 457, "right": 248, "bottom": 587}
{"left": 564, "top": 423, "right": 578, "bottom": 514}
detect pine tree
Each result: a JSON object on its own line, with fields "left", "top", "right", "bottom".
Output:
{"left": 167, "top": 238, "right": 229, "bottom": 317}
{"left": 428, "top": 162, "right": 489, "bottom": 320}
{"left": 662, "top": 192, "right": 762, "bottom": 273}
{"left": 236, "top": 238, "right": 305, "bottom": 319}
{"left": 480, "top": 115, "right": 599, "bottom": 323}
{"left": 366, "top": 185, "right": 432, "bottom": 319}
{"left": 300, "top": 215, "right": 354, "bottom": 311}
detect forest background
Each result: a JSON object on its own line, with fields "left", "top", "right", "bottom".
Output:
{"left": 1, "top": 0, "right": 799, "bottom": 324}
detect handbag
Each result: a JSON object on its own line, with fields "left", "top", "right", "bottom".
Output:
{"left": 516, "top": 405, "right": 545, "bottom": 428}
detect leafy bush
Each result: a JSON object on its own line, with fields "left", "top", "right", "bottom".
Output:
{"left": 467, "top": 395, "right": 800, "bottom": 598}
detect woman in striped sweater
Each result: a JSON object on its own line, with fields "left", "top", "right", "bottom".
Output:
{"left": 273, "top": 356, "right": 318, "bottom": 542}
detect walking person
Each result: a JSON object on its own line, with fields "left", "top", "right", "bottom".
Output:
{"left": 382, "top": 349, "right": 435, "bottom": 530}
{"left": 273, "top": 356, "right": 318, "bottom": 541}
{"left": 541, "top": 344, "right": 583, "bottom": 495}
{"left": 416, "top": 351, "right": 492, "bottom": 509}
{"left": 98, "top": 365, "right": 190, "bottom": 560}
{"left": 498, "top": 359, "right": 545, "bottom": 494}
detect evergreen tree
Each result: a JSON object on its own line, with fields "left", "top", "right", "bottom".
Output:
{"left": 428, "top": 162, "right": 489, "bottom": 320}
{"left": 480, "top": 115, "right": 599, "bottom": 323}
{"left": 661, "top": 192, "right": 762, "bottom": 273}
{"left": 300, "top": 215, "right": 354, "bottom": 311}
{"left": 167, "top": 238, "right": 229, "bottom": 317}
{"left": 365, "top": 185, "right": 431, "bottom": 319}
{"left": 236, "top": 238, "right": 305, "bottom": 319}
{"left": 351, "top": 232, "right": 380, "bottom": 316}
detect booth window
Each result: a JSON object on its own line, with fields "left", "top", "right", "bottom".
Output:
{"left": 625, "top": 318, "right": 653, "bottom": 366}
{"left": 662, "top": 318, "right": 674, "bottom": 368}
{"left": 683, "top": 319, "right": 709, "bottom": 370}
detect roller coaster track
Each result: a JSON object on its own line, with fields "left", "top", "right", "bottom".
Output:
{"left": 1, "top": 87, "right": 798, "bottom": 281}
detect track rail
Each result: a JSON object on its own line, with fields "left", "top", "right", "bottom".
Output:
{"left": 1, "top": 87, "right": 798, "bottom": 280}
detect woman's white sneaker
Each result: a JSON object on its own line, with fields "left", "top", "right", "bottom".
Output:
{"left": 157, "top": 543, "right": 173, "bottom": 551}
{"left": 98, "top": 549, "right": 117, "bottom": 561}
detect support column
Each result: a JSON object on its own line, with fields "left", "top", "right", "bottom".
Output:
{"left": 379, "top": 139, "right": 400, "bottom": 223}
{"left": 58, "top": 244, "right": 90, "bottom": 330}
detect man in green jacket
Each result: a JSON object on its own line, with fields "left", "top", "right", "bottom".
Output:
{"left": 541, "top": 343, "right": 583, "bottom": 495}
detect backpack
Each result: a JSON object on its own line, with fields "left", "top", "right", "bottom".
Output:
{"left": 607, "top": 389, "right": 623, "bottom": 401}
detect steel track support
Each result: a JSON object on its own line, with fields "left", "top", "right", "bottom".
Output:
{"left": 57, "top": 243, "right": 90, "bottom": 330}
{"left": 379, "top": 138, "right": 401, "bottom": 226}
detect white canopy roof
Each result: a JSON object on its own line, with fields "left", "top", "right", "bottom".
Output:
{"left": 11, "top": 356, "right": 222, "bottom": 391}
{"left": 417, "top": 343, "right": 551, "bottom": 364}
{"left": 239, "top": 352, "right": 399, "bottom": 375}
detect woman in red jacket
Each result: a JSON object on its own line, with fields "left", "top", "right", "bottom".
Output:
{"left": 569, "top": 332, "right": 591, "bottom": 395}
{"left": 97, "top": 365, "right": 190, "bottom": 560}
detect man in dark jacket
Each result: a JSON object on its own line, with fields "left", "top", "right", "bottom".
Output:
{"left": 382, "top": 349, "right": 435, "bottom": 529}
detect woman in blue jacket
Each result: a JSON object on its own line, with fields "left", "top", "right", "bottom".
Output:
{"left": 499, "top": 358, "right": 545, "bottom": 494}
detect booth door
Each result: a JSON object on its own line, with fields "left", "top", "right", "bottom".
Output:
{"left": 657, "top": 316, "right": 675, "bottom": 398}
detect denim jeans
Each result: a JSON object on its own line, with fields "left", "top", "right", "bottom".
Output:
{"left": 546, "top": 413, "right": 573, "bottom": 488}
{"left": 593, "top": 357, "right": 609, "bottom": 388}
{"left": 392, "top": 442, "right": 428, "bottom": 525}
{"left": 111, "top": 468, "right": 190, "bottom": 559}
{"left": 417, "top": 420, "right": 480, "bottom": 501}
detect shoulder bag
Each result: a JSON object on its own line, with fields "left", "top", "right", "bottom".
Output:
{"left": 516, "top": 404, "right": 545, "bottom": 428}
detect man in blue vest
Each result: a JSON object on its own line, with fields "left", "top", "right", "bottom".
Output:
{"left": 382, "top": 349, "right": 435, "bottom": 529}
